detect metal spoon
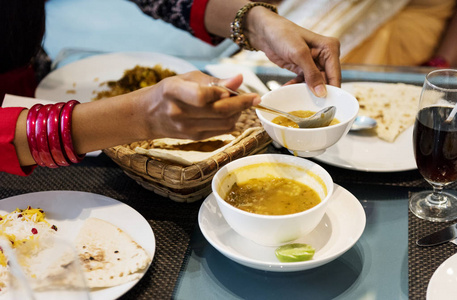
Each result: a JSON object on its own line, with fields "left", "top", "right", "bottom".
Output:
{"left": 211, "top": 82, "right": 336, "bottom": 128}
{"left": 350, "top": 116, "right": 377, "bottom": 131}
{"left": 256, "top": 105, "right": 336, "bottom": 128}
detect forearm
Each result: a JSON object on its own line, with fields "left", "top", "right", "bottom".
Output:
{"left": 14, "top": 95, "right": 147, "bottom": 167}
{"left": 71, "top": 95, "right": 146, "bottom": 155}
{"left": 204, "top": 0, "right": 248, "bottom": 38}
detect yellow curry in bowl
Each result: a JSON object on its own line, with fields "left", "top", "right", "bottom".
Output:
{"left": 272, "top": 110, "right": 340, "bottom": 128}
{"left": 225, "top": 175, "right": 321, "bottom": 215}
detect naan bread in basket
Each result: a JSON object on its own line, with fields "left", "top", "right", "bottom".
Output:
{"left": 135, "top": 128, "right": 258, "bottom": 166}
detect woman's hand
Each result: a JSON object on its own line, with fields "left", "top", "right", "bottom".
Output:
{"left": 134, "top": 71, "right": 260, "bottom": 141}
{"left": 246, "top": 7, "right": 341, "bottom": 97}
{"left": 203, "top": 1, "right": 341, "bottom": 97}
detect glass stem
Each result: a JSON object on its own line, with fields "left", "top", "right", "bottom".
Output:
{"left": 428, "top": 184, "right": 447, "bottom": 206}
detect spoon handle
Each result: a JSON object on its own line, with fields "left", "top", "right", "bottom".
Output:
{"left": 253, "top": 104, "right": 302, "bottom": 123}
{"left": 209, "top": 82, "right": 302, "bottom": 123}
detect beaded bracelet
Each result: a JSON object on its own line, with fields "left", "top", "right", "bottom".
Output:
{"left": 35, "top": 104, "right": 59, "bottom": 168}
{"left": 26, "top": 104, "right": 45, "bottom": 167}
{"left": 60, "top": 100, "right": 85, "bottom": 164}
{"left": 47, "top": 102, "right": 70, "bottom": 166}
{"left": 230, "top": 2, "right": 278, "bottom": 51}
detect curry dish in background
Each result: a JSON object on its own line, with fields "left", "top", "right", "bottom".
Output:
{"left": 93, "top": 65, "right": 176, "bottom": 100}
{"left": 272, "top": 110, "right": 340, "bottom": 128}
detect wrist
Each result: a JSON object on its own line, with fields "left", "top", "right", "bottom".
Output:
{"left": 244, "top": 6, "right": 267, "bottom": 49}
{"left": 25, "top": 101, "right": 85, "bottom": 168}
{"left": 128, "top": 88, "right": 153, "bottom": 142}
{"left": 230, "top": 2, "right": 278, "bottom": 51}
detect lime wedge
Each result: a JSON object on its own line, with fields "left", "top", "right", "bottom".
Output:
{"left": 275, "top": 243, "right": 315, "bottom": 262}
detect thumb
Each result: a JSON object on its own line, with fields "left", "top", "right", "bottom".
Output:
{"left": 220, "top": 73, "right": 244, "bottom": 91}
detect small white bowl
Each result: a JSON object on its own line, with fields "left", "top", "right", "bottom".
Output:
{"left": 257, "top": 83, "right": 359, "bottom": 157}
{"left": 212, "top": 154, "right": 334, "bottom": 246}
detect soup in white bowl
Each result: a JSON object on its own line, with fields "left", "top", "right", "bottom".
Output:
{"left": 212, "top": 154, "right": 333, "bottom": 246}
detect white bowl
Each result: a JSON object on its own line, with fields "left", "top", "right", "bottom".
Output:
{"left": 211, "top": 154, "right": 334, "bottom": 246}
{"left": 256, "top": 83, "right": 359, "bottom": 157}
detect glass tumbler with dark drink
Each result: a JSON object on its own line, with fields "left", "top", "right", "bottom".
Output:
{"left": 410, "top": 69, "right": 457, "bottom": 222}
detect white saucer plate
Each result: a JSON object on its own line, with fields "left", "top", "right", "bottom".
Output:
{"left": 198, "top": 184, "right": 366, "bottom": 272}
{"left": 427, "top": 253, "right": 457, "bottom": 300}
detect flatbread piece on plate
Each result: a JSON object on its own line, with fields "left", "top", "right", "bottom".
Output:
{"left": 75, "top": 218, "right": 151, "bottom": 288}
{"left": 350, "top": 82, "right": 422, "bottom": 142}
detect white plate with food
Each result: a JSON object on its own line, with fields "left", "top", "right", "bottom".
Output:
{"left": 35, "top": 51, "right": 198, "bottom": 103}
{"left": 0, "top": 191, "right": 155, "bottom": 300}
{"left": 313, "top": 82, "right": 422, "bottom": 172}
{"left": 198, "top": 184, "right": 365, "bottom": 272}
{"left": 427, "top": 253, "right": 457, "bottom": 300}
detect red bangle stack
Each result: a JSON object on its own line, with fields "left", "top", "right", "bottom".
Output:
{"left": 25, "top": 100, "right": 86, "bottom": 168}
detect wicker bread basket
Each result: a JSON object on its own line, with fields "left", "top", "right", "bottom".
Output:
{"left": 103, "top": 107, "right": 271, "bottom": 203}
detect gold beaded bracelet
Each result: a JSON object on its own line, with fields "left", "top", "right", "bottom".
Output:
{"left": 230, "top": 2, "right": 278, "bottom": 51}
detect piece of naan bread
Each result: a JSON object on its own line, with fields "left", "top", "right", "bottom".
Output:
{"left": 135, "top": 128, "right": 259, "bottom": 165}
{"left": 75, "top": 218, "right": 151, "bottom": 288}
{"left": 151, "top": 133, "right": 235, "bottom": 151}
{"left": 350, "top": 83, "right": 422, "bottom": 142}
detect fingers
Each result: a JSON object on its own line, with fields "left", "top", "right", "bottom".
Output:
{"left": 168, "top": 73, "right": 230, "bottom": 107}
{"left": 284, "top": 34, "right": 341, "bottom": 97}
{"left": 163, "top": 72, "right": 260, "bottom": 109}
{"left": 163, "top": 98, "right": 248, "bottom": 140}
{"left": 317, "top": 37, "right": 341, "bottom": 88}
{"left": 169, "top": 92, "right": 258, "bottom": 119}
{"left": 291, "top": 49, "right": 328, "bottom": 97}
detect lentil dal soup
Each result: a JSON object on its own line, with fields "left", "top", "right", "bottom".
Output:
{"left": 220, "top": 160, "right": 330, "bottom": 216}
{"left": 225, "top": 176, "right": 321, "bottom": 215}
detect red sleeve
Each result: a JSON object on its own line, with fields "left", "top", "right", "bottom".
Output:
{"left": 0, "top": 107, "right": 36, "bottom": 176}
{"left": 190, "top": 0, "right": 216, "bottom": 45}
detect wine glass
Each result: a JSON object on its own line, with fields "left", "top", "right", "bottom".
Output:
{"left": 410, "top": 69, "right": 457, "bottom": 222}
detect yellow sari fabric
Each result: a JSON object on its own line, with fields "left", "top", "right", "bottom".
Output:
{"left": 342, "top": 0, "right": 456, "bottom": 66}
